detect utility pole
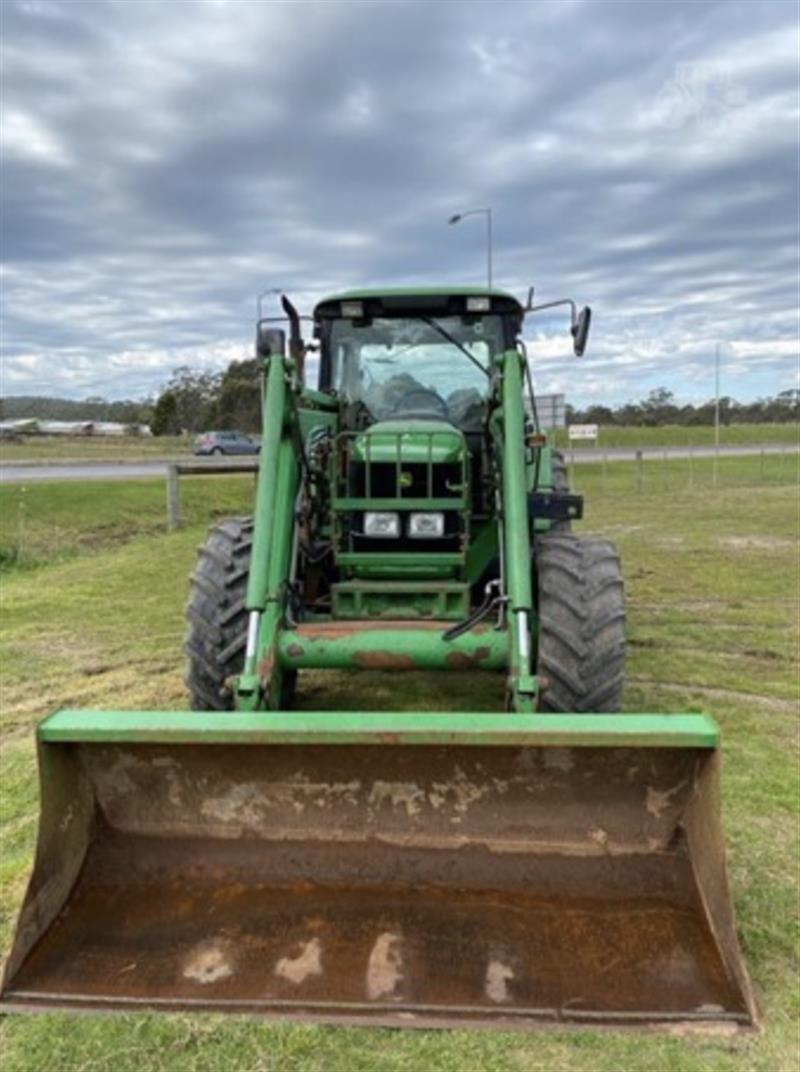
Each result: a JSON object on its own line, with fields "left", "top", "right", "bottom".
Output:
{"left": 713, "top": 342, "right": 720, "bottom": 487}
{"left": 714, "top": 342, "right": 720, "bottom": 449}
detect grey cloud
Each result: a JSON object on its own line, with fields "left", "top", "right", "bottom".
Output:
{"left": 1, "top": 0, "right": 798, "bottom": 405}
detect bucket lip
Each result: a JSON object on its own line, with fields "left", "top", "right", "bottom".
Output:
{"left": 38, "top": 710, "right": 720, "bottom": 748}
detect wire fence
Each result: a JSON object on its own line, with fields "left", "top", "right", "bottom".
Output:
{"left": 566, "top": 446, "right": 800, "bottom": 496}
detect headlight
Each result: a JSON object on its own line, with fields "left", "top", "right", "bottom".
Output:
{"left": 408, "top": 512, "right": 445, "bottom": 538}
{"left": 364, "top": 512, "right": 400, "bottom": 538}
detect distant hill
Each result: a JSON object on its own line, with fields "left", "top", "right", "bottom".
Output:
{"left": 0, "top": 395, "right": 152, "bottom": 423}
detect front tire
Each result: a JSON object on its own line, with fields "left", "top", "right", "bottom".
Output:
{"left": 535, "top": 533, "right": 625, "bottom": 712}
{"left": 184, "top": 517, "right": 298, "bottom": 709}
{"left": 184, "top": 518, "right": 252, "bottom": 710}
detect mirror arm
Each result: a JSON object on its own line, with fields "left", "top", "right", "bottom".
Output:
{"left": 526, "top": 297, "right": 578, "bottom": 327}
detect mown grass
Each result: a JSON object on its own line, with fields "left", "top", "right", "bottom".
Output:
{"left": 0, "top": 435, "right": 189, "bottom": 463}
{"left": 0, "top": 475, "right": 256, "bottom": 573}
{"left": 0, "top": 460, "right": 798, "bottom": 1071}
{"left": 568, "top": 448, "right": 799, "bottom": 498}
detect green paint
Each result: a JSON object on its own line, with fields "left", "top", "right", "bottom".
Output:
{"left": 530, "top": 443, "right": 554, "bottom": 491}
{"left": 350, "top": 420, "right": 465, "bottom": 465}
{"left": 497, "top": 349, "right": 535, "bottom": 708}
{"left": 297, "top": 387, "right": 338, "bottom": 411}
{"left": 465, "top": 518, "right": 499, "bottom": 586}
{"left": 39, "top": 710, "right": 720, "bottom": 748}
{"left": 332, "top": 580, "right": 469, "bottom": 620}
{"left": 258, "top": 436, "right": 299, "bottom": 709}
{"left": 243, "top": 354, "right": 287, "bottom": 617}
{"left": 297, "top": 407, "right": 337, "bottom": 441}
{"left": 277, "top": 623, "right": 507, "bottom": 670}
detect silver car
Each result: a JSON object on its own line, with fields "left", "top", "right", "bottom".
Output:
{"left": 193, "top": 431, "right": 260, "bottom": 456}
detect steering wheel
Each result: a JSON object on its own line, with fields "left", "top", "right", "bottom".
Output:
{"left": 388, "top": 388, "right": 449, "bottom": 416}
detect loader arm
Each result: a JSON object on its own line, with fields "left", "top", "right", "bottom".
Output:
{"left": 496, "top": 348, "right": 536, "bottom": 709}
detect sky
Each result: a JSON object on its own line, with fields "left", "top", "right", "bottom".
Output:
{"left": 1, "top": 0, "right": 798, "bottom": 408}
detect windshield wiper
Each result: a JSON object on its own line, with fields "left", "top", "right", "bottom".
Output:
{"left": 419, "top": 316, "right": 489, "bottom": 376}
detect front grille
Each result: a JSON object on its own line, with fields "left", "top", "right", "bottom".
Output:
{"left": 349, "top": 462, "right": 463, "bottom": 499}
{"left": 333, "top": 429, "right": 469, "bottom": 566}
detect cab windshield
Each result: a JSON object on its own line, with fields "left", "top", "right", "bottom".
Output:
{"left": 330, "top": 315, "right": 504, "bottom": 429}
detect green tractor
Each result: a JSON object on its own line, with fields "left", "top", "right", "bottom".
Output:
{"left": 1, "top": 287, "right": 755, "bottom": 1029}
{"left": 186, "top": 287, "right": 616, "bottom": 718}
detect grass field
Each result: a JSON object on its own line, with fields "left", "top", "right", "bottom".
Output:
{"left": 1, "top": 423, "right": 797, "bottom": 464}
{"left": 0, "top": 434, "right": 189, "bottom": 463}
{"left": 0, "top": 459, "right": 798, "bottom": 1071}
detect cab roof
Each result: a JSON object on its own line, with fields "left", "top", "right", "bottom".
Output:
{"left": 314, "top": 286, "right": 524, "bottom": 318}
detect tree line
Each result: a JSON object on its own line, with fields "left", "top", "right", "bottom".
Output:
{"left": 149, "top": 361, "right": 261, "bottom": 436}
{"left": 0, "top": 359, "right": 261, "bottom": 436}
{"left": 3, "top": 376, "right": 797, "bottom": 437}
{"left": 566, "top": 387, "right": 799, "bottom": 427}
{"left": 0, "top": 394, "right": 152, "bottom": 425}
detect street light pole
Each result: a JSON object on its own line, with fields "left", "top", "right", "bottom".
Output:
{"left": 714, "top": 342, "right": 720, "bottom": 451}
{"left": 448, "top": 208, "right": 493, "bottom": 289}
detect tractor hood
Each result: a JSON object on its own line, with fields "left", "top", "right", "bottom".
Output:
{"left": 351, "top": 420, "right": 464, "bottom": 465}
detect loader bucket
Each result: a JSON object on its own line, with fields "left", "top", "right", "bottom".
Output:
{"left": 1, "top": 710, "right": 756, "bottom": 1030}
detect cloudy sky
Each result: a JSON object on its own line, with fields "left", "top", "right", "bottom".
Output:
{"left": 1, "top": 0, "right": 798, "bottom": 406}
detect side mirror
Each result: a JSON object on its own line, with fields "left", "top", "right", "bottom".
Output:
{"left": 571, "top": 306, "right": 591, "bottom": 356}
{"left": 256, "top": 324, "right": 286, "bottom": 358}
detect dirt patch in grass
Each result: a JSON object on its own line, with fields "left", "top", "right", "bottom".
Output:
{"left": 629, "top": 677, "right": 798, "bottom": 714}
{"left": 718, "top": 535, "right": 797, "bottom": 551}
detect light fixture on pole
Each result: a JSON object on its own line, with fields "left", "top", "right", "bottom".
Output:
{"left": 257, "top": 287, "right": 283, "bottom": 320}
{"left": 448, "top": 208, "right": 493, "bottom": 289}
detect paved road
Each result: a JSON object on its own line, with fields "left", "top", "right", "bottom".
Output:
{"left": 0, "top": 459, "right": 257, "bottom": 483}
{"left": 0, "top": 443, "right": 796, "bottom": 483}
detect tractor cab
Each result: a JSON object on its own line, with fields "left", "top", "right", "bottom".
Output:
{"left": 310, "top": 290, "right": 525, "bottom": 601}
{"left": 314, "top": 288, "right": 525, "bottom": 432}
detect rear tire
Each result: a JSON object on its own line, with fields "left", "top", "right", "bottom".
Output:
{"left": 535, "top": 533, "right": 625, "bottom": 712}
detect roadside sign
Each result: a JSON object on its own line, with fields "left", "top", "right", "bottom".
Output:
{"left": 568, "top": 424, "right": 599, "bottom": 442}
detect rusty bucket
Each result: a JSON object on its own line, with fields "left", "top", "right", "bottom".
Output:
{"left": 1, "top": 710, "right": 757, "bottom": 1030}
